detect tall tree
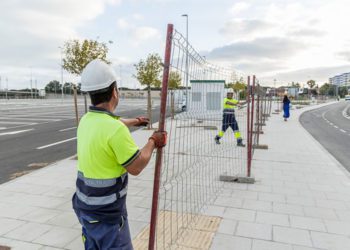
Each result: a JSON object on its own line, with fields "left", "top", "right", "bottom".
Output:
{"left": 62, "top": 39, "right": 111, "bottom": 76}
{"left": 134, "top": 53, "right": 162, "bottom": 128}
{"left": 45, "top": 80, "right": 61, "bottom": 93}
{"left": 306, "top": 79, "right": 316, "bottom": 89}
{"left": 168, "top": 71, "right": 182, "bottom": 90}
{"left": 134, "top": 53, "right": 162, "bottom": 88}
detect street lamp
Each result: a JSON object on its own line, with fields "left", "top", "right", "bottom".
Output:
{"left": 181, "top": 14, "right": 189, "bottom": 111}
{"left": 58, "top": 46, "right": 64, "bottom": 100}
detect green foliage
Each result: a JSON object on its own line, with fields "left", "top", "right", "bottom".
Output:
{"left": 45, "top": 80, "right": 61, "bottom": 93}
{"left": 62, "top": 39, "right": 110, "bottom": 75}
{"left": 339, "top": 86, "right": 348, "bottom": 98}
{"left": 319, "top": 83, "right": 335, "bottom": 96}
{"left": 290, "top": 82, "right": 301, "bottom": 88}
{"left": 168, "top": 71, "right": 182, "bottom": 89}
{"left": 134, "top": 53, "right": 162, "bottom": 88}
{"left": 225, "top": 81, "right": 247, "bottom": 92}
{"left": 306, "top": 79, "right": 316, "bottom": 89}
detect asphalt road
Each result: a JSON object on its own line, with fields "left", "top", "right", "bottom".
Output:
{"left": 300, "top": 101, "right": 350, "bottom": 172}
{"left": 0, "top": 98, "right": 163, "bottom": 184}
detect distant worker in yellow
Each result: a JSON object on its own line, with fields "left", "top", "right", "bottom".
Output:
{"left": 72, "top": 59, "right": 167, "bottom": 249}
{"left": 215, "top": 91, "right": 245, "bottom": 147}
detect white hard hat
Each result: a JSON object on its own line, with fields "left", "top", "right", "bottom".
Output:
{"left": 81, "top": 59, "right": 117, "bottom": 92}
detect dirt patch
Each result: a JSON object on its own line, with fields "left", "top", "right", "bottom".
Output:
{"left": 0, "top": 245, "right": 11, "bottom": 249}
{"left": 28, "top": 162, "right": 49, "bottom": 169}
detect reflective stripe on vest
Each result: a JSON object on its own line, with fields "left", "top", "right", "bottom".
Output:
{"left": 75, "top": 172, "right": 128, "bottom": 206}
{"left": 77, "top": 171, "right": 117, "bottom": 188}
{"left": 223, "top": 108, "right": 235, "bottom": 113}
{"left": 76, "top": 188, "right": 117, "bottom": 205}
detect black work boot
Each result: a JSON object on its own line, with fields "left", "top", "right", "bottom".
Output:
{"left": 215, "top": 136, "right": 221, "bottom": 145}
{"left": 237, "top": 138, "right": 245, "bottom": 147}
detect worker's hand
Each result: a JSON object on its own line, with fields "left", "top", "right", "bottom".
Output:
{"left": 135, "top": 116, "right": 150, "bottom": 127}
{"left": 149, "top": 131, "right": 167, "bottom": 148}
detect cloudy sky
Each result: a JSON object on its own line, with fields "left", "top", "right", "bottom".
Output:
{"left": 0, "top": 0, "right": 349, "bottom": 90}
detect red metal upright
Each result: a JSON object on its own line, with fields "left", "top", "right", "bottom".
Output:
{"left": 249, "top": 76, "right": 255, "bottom": 176}
{"left": 246, "top": 76, "right": 251, "bottom": 177}
{"left": 148, "top": 23, "right": 173, "bottom": 250}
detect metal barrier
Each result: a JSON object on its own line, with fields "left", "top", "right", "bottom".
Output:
{"left": 145, "top": 24, "right": 270, "bottom": 249}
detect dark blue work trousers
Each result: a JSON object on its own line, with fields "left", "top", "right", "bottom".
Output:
{"left": 78, "top": 213, "right": 133, "bottom": 250}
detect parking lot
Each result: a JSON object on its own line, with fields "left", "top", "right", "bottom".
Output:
{"left": 0, "top": 98, "right": 159, "bottom": 183}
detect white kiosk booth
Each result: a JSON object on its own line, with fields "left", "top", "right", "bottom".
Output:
{"left": 188, "top": 80, "right": 225, "bottom": 113}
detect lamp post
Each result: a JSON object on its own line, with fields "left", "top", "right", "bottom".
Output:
{"left": 58, "top": 46, "right": 64, "bottom": 100}
{"left": 5, "top": 77, "right": 8, "bottom": 100}
{"left": 182, "top": 14, "right": 188, "bottom": 111}
{"left": 30, "top": 67, "right": 33, "bottom": 99}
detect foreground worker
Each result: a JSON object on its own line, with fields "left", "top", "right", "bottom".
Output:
{"left": 215, "top": 91, "right": 245, "bottom": 146}
{"left": 72, "top": 59, "right": 167, "bottom": 250}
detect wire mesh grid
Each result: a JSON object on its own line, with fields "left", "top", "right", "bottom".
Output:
{"left": 152, "top": 28, "right": 249, "bottom": 249}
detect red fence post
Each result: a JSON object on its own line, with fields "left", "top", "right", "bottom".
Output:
{"left": 247, "top": 76, "right": 251, "bottom": 177}
{"left": 250, "top": 76, "right": 255, "bottom": 155}
{"left": 148, "top": 23, "right": 173, "bottom": 250}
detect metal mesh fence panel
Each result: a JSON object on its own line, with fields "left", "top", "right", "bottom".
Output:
{"left": 148, "top": 24, "right": 252, "bottom": 249}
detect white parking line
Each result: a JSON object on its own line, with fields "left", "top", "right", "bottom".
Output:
{"left": 0, "top": 129, "right": 34, "bottom": 136}
{"left": 36, "top": 137, "right": 77, "bottom": 150}
{"left": 59, "top": 127, "right": 77, "bottom": 132}
{"left": 334, "top": 125, "right": 339, "bottom": 129}
{"left": 0, "top": 127, "right": 6, "bottom": 130}
{"left": 340, "top": 129, "right": 346, "bottom": 133}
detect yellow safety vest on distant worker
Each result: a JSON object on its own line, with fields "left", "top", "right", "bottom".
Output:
{"left": 223, "top": 98, "right": 239, "bottom": 113}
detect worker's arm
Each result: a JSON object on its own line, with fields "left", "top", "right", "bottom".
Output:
{"left": 120, "top": 118, "right": 138, "bottom": 127}
{"left": 120, "top": 117, "right": 149, "bottom": 127}
{"left": 125, "top": 140, "right": 155, "bottom": 176}
{"left": 225, "top": 99, "right": 239, "bottom": 106}
{"left": 125, "top": 131, "right": 167, "bottom": 176}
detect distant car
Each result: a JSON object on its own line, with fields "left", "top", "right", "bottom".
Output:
{"left": 345, "top": 95, "right": 350, "bottom": 101}
{"left": 177, "top": 99, "right": 186, "bottom": 112}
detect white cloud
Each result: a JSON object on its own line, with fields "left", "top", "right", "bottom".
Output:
{"left": 215, "top": 0, "right": 350, "bottom": 83}
{"left": 132, "top": 27, "right": 160, "bottom": 43}
{"left": 0, "top": 0, "right": 121, "bottom": 88}
{"left": 117, "top": 18, "right": 130, "bottom": 30}
{"left": 132, "top": 13, "right": 143, "bottom": 20}
{"left": 229, "top": 2, "right": 250, "bottom": 15}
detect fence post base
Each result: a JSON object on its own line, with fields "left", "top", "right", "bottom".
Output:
{"left": 253, "top": 144, "right": 269, "bottom": 150}
{"left": 220, "top": 174, "right": 255, "bottom": 184}
{"left": 255, "top": 122, "right": 266, "bottom": 126}
{"left": 263, "top": 114, "right": 270, "bottom": 118}
{"left": 252, "top": 131, "right": 264, "bottom": 134}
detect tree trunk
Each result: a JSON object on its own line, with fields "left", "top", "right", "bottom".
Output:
{"left": 171, "top": 90, "right": 174, "bottom": 119}
{"left": 147, "top": 84, "right": 152, "bottom": 129}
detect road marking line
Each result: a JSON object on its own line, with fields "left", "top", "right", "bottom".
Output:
{"left": 0, "top": 127, "right": 6, "bottom": 130}
{"left": 37, "top": 137, "right": 77, "bottom": 150}
{"left": 342, "top": 105, "right": 350, "bottom": 120}
{"left": 334, "top": 126, "right": 339, "bottom": 129}
{"left": 0, "top": 121, "right": 34, "bottom": 124}
{"left": 0, "top": 129, "right": 34, "bottom": 136}
{"left": 340, "top": 129, "right": 346, "bottom": 133}
{"left": 329, "top": 123, "right": 334, "bottom": 126}
{"left": 59, "top": 127, "right": 77, "bottom": 132}
{"left": 0, "top": 117, "right": 61, "bottom": 121}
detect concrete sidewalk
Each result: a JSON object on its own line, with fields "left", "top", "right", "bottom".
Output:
{"left": 0, "top": 102, "right": 349, "bottom": 249}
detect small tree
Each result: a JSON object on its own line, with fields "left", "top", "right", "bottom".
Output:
{"left": 45, "top": 80, "right": 61, "bottom": 94}
{"left": 168, "top": 71, "right": 182, "bottom": 90}
{"left": 62, "top": 39, "right": 111, "bottom": 76}
{"left": 306, "top": 80, "right": 316, "bottom": 89}
{"left": 134, "top": 53, "right": 162, "bottom": 128}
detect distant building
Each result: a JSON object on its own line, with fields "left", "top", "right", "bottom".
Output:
{"left": 189, "top": 80, "right": 225, "bottom": 112}
{"left": 329, "top": 72, "right": 350, "bottom": 86}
